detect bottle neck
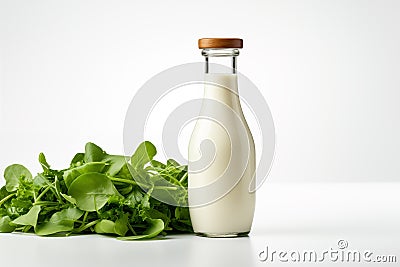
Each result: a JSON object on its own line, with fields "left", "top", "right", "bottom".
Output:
{"left": 201, "top": 48, "right": 241, "bottom": 110}
{"left": 202, "top": 48, "right": 240, "bottom": 74}
{"left": 202, "top": 74, "right": 243, "bottom": 115}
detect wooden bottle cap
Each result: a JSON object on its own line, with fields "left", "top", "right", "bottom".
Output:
{"left": 198, "top": 38, "right": 243, "bottom": 49}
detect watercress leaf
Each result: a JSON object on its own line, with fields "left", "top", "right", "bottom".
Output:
{"left": 114, "top": 214, "right": 129, "bottom": 236}
{"left": 33, "top": 174, "right": 48, "bottom": 188}
{"left": 38, "top": 153, "right": 50, "bottom": 172}
{"left": 12, "top": 205, "right": 41, "bottom": 227}
{"left": 123, "top": 188, "right": 144, "bottom": 208}
{"left": 0, "top": 141, "right": 192, "bottom": 239}
{"left": 104, "top": 155, "right": 129, "bottom": 176}
{"left": 0, "top": 187, "right": 14, "bottom": 208}
{"left": 35, "top": 207, "right": 84, "bottom": 236}
{"left": 142, "top": 208, "right": 171, "bottom": 227}
{"left": 175, "top": 206, "right": 190, "bottom": 220}
{"left": 150, "top": 160, "right": 166, "bottom": 169}
{"left": 166, "top": 159, "right": 180, "bottom": 167}
{"left": 70, "top": 153, "right": 85, "bottom": 167}
{"left": 131, "top": 141, "right": 157, "bottom": 170}
{"left": 141, "top": 194, "right": 150, "bottom": 210}
{"left": 0, "top": 186, "right": 9, "bottom": 200}
{"left": 4, "top": 164, "right": 32, "bottom": 192}
{"left": 83, "top": 143, "right": 129, "bottom": 175}
{"left": 63, "top": 162, "right": 107, "bottom": 188}
{"left": 116, "top": 185, "right": 132, "bottom": 196}
{"left": 117, "top": 218, "right": 164, "bottom": 241}
{"left": 94, "top": 220, "right": 116, "bottom": 234}
{"left": 0, "top": 216, "right": 16, "bottom": 232}
{"left": 60, "top": 193, "right": 77, "bottom": 205}
{"left": 68, "top": 173, "right": 117, "bottom": 212}
{"left": 15, "top": 176, "right": 35, "bottom": 199}
{"left": 132, "top": 167, "right": 153, "bottom": 189}
{"left": 84, "top": 142, "right": 107, "bottom": 163}
{"left": 116, "top": 163, "right": 133, "bottom": 180}
{"left": 10, "top": 198, "right": 32, "bottom": 213}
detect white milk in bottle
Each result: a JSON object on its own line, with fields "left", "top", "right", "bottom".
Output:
{"left": 188, "top": 38, "right": 256, "bottom": 237}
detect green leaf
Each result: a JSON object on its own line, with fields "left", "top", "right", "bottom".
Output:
{"left": 38, "top": 153, "right": 50, "bottom": 172}
{"left": 167, "top": 159, "right": 180, "bottom": 167}
{"left": 118, "top": 185, "right": 133, "bottom": 195}
{"left": 0, "top": 186, "right": 9, "bottom": 200}
{"left": 84, "top": 142, "right": 107, "bottom": 163}
{"left": 118, "top": 218, "right": 164, "bottom": 241}
{"left": 0, "top": 141, "right": 192, "bottom": 240}
{"left": 12, "top": 205, "right": 41, "bottom": 227}
{"left": 94, "top": 215, "right": 129, "bottom": 236}
{"left": 70, "top": 153, "right": 84, "bottom": 167}
{"left": 131, "top": 141, "right": 157, "bottom": 170}
{"left": 33, "top": 174, "right": 48, "bottom": 188}
{"left": 10, "top": 198, "right": 32, "bottom": 213}
{"left": 114, "top": 214, "right": 129, "bottom": 236}
{"left": 60, "top": 193, "right": 77, "bottom": 205}
{"left": 144, "top": 208, "right": 170, "bottom": 223}
{"left": 104, "top": 155, "right": 128, "bottom": 176}
{"left": 35, "top": 207, "right": 84, "bottom": 236}
{"left": 4, "top": 164, "right": 32, "bottom": 192}
{"left": 0, "top": 187, "right": 16, "bottom": 207}
{"left": 63, "top": 162, "right": 107, "bottom": 188}
{"left": 175, "top": 206, "right": 190, "bottom": 221}
{"left": 116, "top": 163, "right": 134, "bottom": 180}
{"left": 150, "top": 160, "right": 166, "bottom": 169}
{"left": 94, "top": 220, "right": 116, "bottom": 234}
{"left": 68, "top": 173, "right": 117, "bottom": 211}
{"left": 0, "top": 216, "right": 16, "bottom": 232}
{"left": 124, "top": 188, "right": 145, "bottom": 208}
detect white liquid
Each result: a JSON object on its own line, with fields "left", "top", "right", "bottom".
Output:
{"left": 188, "top": 73, "right": 256, "bottom": 236}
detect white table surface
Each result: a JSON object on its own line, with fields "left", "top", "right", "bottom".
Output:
{"left": 1, "top": 183, "right": 399, "bottom": 267}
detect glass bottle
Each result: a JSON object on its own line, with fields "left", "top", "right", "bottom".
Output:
{"left": 188, "top": 38, "right": 256, "bottom": 237}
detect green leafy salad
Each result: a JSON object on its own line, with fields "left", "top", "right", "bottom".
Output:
{"left": 0, "top": 141, "right": 192, "bottom": 240}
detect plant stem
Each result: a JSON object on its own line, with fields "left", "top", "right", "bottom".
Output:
{"left": 108, "top": 177, "right": 139, "bottom": 186}
{"left": 33, "top": 201, "right": 59, "bottom": 206}
{"left": 35, "top": 186, "right": 51, "bottom": 202}
{"left": 154, "top": 186, "right": 178, "bottom": 191}
{"left": 76, "top": 219, "right": 101, "bottom": 233}
{"left": 108, "top": 175, "right": 181, "bottom": 191}
{"left": 0, "top": 193, "right": 16, "bottom": 207}
{"left": 108, "top": 176, "right": 152, "bottom": 190}
{"left": 160, "top": 173, "right": 184, "bottom": 187}
{"left": 82, "top": 211, "right": 89, "bottom": 225}
{"left": 127, "top": 222, "right": 137, "bottom": 235}
{"left": 179, "top": 172, "right": 188, "bottom": 183}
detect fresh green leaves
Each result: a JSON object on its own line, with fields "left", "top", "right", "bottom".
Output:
{"left": 94, "top": 214, "right": 129, "bottom": 236}
{"left": 0, "top": 141, "right": 192, "bottom": 240}
{"left": 4, "top": 164, "right": 32, "bottom": 192}
{"left": 118, "top": 219, "right": 164, "bottom": 240}
{"left": 0, "top": 216, "right": 16, "bottom": 232}
{"left": 12, "top": 205, "right": 41, "bottom": 227}
{"left": 63, "top": 162, "right": 107, "bottom": 188}
{"left": 38, "top": 153, "right": 50, "bottom": 172}
{"left": 84, "top": 142, "right": 128, "bottom": 176}
{"left": 84, "top": 142, "right": 107, "bottom": 163}
{"left": 104, "top": 155, "right": 127, "bottom": 176}
{"left": 131, "top": 141, "right": 157, "bottom": 170}
{"left": 68, "top": 173, "right": 117, "bottom": 212}
{"left": 35, "top": 207, "right": 84, "bottom": 236}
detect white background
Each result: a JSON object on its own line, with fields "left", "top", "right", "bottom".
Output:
{"left": 1, "top": 0, "right": 400, "bottom": 183}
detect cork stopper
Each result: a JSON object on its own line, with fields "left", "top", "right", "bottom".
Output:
{"left": 198, "top": 38, "right": 243, "bottom": 49}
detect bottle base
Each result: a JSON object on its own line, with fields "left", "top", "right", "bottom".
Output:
{"left": 195, "top": 231, "right": 250, "bottom": 238}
